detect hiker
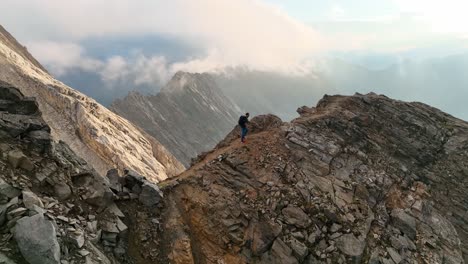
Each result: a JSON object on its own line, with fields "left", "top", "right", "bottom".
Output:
{"left": 238, "top": 113, "right": 250, "bottom": 143}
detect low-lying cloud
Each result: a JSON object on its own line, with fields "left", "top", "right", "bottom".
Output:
{"left": 5, "top": 0, "right": 324, "bottom": 79}
{"left": 26, "top": 41, "right": 102, "bottom": 76}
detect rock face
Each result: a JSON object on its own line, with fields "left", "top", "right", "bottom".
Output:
{"left": 15, "top": 214, "right": 61, "bottom": 264}
{"left": 111, "top": 72, "right": 242, "bottom": 166}
{"left": 149, "top": 93, "right": 468, "bottom": 263}
{"left": 0, "top": 83, "right": 153, "bottom": 263}
{"left": 0, "top": 25, "right": 184, "bottom": 182}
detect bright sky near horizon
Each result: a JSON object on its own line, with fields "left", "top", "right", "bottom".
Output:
{"left": 265, "top": 0, "right": 397, "bottom": 22}
{"left": 266, "top": 0, "right": 468, "bottom": 33}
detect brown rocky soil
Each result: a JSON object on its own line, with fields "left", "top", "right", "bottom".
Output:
{"left": 0, "top": 77, "right": 467, "bottom": 264}
{"left": 152, "top": 93, "right": 467, "bottom": 264}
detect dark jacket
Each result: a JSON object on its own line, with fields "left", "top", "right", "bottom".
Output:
{"left": 238, "top": 115, "right": 249, "bottom": 128}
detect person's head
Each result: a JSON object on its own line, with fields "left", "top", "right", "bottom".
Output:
{"left": 246, "top": 112, "right": 250, "bottom": 117}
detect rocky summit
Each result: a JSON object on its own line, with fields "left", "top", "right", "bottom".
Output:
{"left": 151, "top": 93, "right": 468, "bottom": 263}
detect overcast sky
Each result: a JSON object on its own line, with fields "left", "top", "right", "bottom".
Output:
{"left": 2, "top": 0, "right": 467, "bottom": 87}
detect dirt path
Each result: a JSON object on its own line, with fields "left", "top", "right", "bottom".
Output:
{"left": 158, "top": 130, "right": 273, "bottom": 188}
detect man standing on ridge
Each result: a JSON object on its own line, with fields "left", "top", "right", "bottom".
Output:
{"left": 238, "top": 113, "right": 250, "bottom": 143}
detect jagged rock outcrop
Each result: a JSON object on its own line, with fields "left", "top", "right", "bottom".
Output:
{"left": 0, "top": 84, "right": 115, "bottom": 263}
{"left": 0, "top": 82, "right": 175, "bottom": 263}
{"left": 111, "top": 72, "right": 242, "bottom": 166}
{"left": 143, "top": 93, "right": 467, "bottom": 263}
{"left": 0, "top": 25, "right": 184, "bottom": 182}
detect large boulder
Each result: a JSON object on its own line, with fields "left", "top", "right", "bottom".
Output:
{"left": 14, "top": 214, "right": 60, "bottom": 264}
{"left": 106, "top": 169, "right": 123, "bottom": 193}
{"left": 281, "top": 206, "right": 310, "bottom": 228}
{"left": 7, "top": 150, "right": 34, "bottom": 171}
{"left": 22, "top": 190, "right": 44, "bottom": 210}
{"left": 53, "top": 182, "right": 72, "bottom": 201}
{"left": 260, "top": 238, "right": 298, "bottom": 264}
{"left": 0, "top": 179, "right": 20, "bottom": 203}
{"left": 336, "top": 234, "right": 366, "bottom": 260}
{"left": 248, "top": 220, "right": 282, "bottom": 256}
{"left": 139, "top": 182, "right": 163, "bottom": 206}
{"left": 391, "top": 209, "right": 417, "bottom": 239}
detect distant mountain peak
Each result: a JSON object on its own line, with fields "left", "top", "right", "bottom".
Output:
{"left": 112, "top": 71, "right": 242, "bottom": 166}
{"left": 161, "top": 71, "right": 214, "bottom": 95}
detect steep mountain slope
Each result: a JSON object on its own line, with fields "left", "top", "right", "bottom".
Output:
{"left": 0, "top": 82, "right": 119, "bottom": 263}
{"left": 146, "top": 93, "right": 467, "bottom": 263}
{"left": 0, "top": 81, "right": 184, "bottom": 264}
{"left": 111, "top": 72, "right": 242, "bottom": 166}
{"left": 0, "top": 25, "right": 184, "bottom": 181}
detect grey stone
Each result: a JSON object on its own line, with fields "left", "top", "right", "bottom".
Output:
{"left": 261, "top": 238, "right": 298, "bottom": 264}
{"left": 336, "top": 234, "right": 365, "bottom": 259}
{"left": 0, "top": 179, "right": 20, "bottom": 202}
{"left": 288, "top": 237, "right": 308, "bottom": 262}
{"left": 124, "top": 170, "right": 146, "bottom": 190}
{"left": 291, "top": 232, "right": 304, "bottom": 240}
{"left": 56, "top": 216, "right": 69, "bottom": 223}
{"left": 381, "top": 258, "right": 395, "bottom": 264}
{"left": 106, "top": 169, "right": 122, "bottom": 193}
{"left": 54, "top": 182, "right": 72, "bottom": 200}
{"left": 324, "top": 245, "right": 335, "bottom": 253}
{"left": 82, "top": 180, "right": 113, "bottom": 208}
{"left": 100, "top": 218, "right": 119, "bottom": 233}
{"left": 282, "top": 206, "right": 310, "bottom": 228}
{"left": 0, "top": 252, "right": 16, "bottom": 264}
{"left": 330, "top": 223, "right": 342, "bottom": 233}
{"left": 391, "top": 209, "right": 416, "bottom": 239}
{"left": 22, "top": 190, "right": 44, "bottom": 209}
{"left": 29, "top": 204, "right": 46, "bottom": 216}
{"left": 101, "top": 232, "right": 118, "bottom": 243}
{"left": 105, "top": 203, "right": 125, "bottom": 218}
{"left": 0, "top": 197, "right": 19, "bottom": 225}
{"left": 308, "top": 229, "right": 321, "bottom": 244}
{"left": 368, "top": 250, "right": 381, "bottom": 264}
{"left": 390, "top": 235, "right": 416, "bottom": 251}
{"left": 387, "top": 247, "right": 402, "bottom": 264}
{"left": 7, "top": 207, "right": 27, "bottom": 219}
{"left": 8, "top": 150, "right": 34, "bottom": 171}
{"left": 68, "top": 231, "right": 85, "bottom": 248}
{"left": 116, "top": 218, "right": 128, "bottom": 232}
{"left": 304, "top": 255, "right": 320, "bottom": 264}
{"left": 139, "top": 182, "right": 163, "bottom": 206}
{"left": 85, "top": 241, "right": 112, "bottom": 264}
{"left": 249, "top": 220, "right": 282, "bottom": 256}
{"left": 14, "top": 214, "right": 60, "bottom": 264}
{"left": 86, "top": 221, "right": 98, "bottom": 233}
{"left": 78, "top": 250, "right": 90, "bottom": 256}
{"left": 27, "top": 130, "right": 51, "bottom": 147}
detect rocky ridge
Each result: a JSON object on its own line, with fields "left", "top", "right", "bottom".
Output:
{"left": 152, "top": 93, "right": 467, "bottom": 263}
{"left": 0, "top": 25, "right": 184, "bottom": 181}
{"left": 112, "top": 72, "right": 242, "bottom": 166}
{"left": 0, "top": 75, "right": 466, "bottom": 264}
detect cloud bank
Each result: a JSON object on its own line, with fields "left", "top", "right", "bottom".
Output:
{"left": 4, "top": 0, "right": 324, "bottom": 81}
